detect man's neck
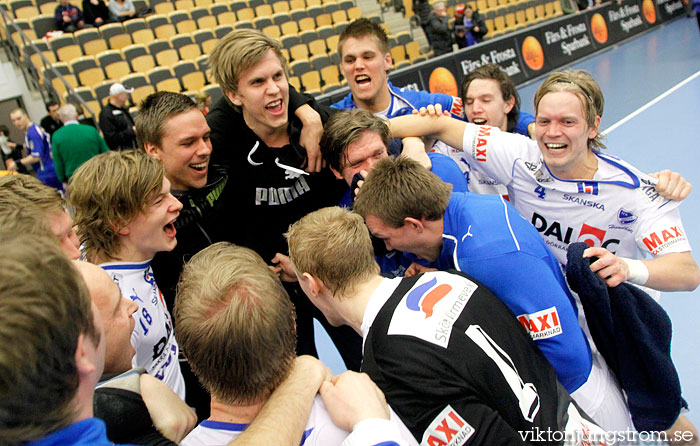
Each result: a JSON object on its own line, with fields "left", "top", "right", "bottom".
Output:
{"left": 95, "top": 245, "right": 154, "bottom": 265}
{"left": 208, "top": 397, "right": 264, "bottom": 425}
{"left": 242, "top": 110, "right": 290, "bottom": 148}
{"left": 355, "top": 83, "right": 392, "bottom": 114}
{"left": 334, "top": 274, "right": 386, "bottom": 334}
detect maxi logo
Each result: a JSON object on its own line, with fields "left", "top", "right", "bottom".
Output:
{"left": 421, "top": 405, "right": 475, "bottom": 446}
{"left": 643, "top": 226, "right": 686, "bottom": 255}
{"left": 406, "top": 276, "right": 453, "bottom": 318}
{"left": 450, "top": 97, "right": 464, "bottom": 117}
{"left": 516, "top": 307, "right": 562, "bottom": 340}
{"left": 474, "top": 126, "right": 490, "bottom": 162}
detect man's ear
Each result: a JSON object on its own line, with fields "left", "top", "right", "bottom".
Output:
{"left": 404, "top": 217, "right": 425, "bottom": 232}
{"left": 225, "top": 90, "right": 242, "bottom": 107}
{"left": 588, "top": 115, "right": 601, "bottom": 140}
{"left": 74, "top": 333, "right": 98, "bottom": 378}
{"left": 143, "top": 142, "right": 160, "bottom": 160}
{"left": 384, "top": 51, "right": 393, "bottom": 72}
{"left": 329, "top": 165, "right": 344, "bottom": 181}
{"left": 504, "top": 95, "right": 516, "bottom": 114}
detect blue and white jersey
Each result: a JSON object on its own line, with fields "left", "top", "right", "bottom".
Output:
{"left": 428, "top": 113, "right": 535, "bottom": 196}
{"left": 457, "top": 124, "right": 691, "bottom": 278}
{"left": 101, "top": 260, "right": 185, "bottom": 400}
{"left": 25, "top": 123, "right": 61, "bottom": 189}
{"left": 181, "top": 395, "right": 415, "bottom": 446}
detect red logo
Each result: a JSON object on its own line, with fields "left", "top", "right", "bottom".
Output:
{"left": 475, "top": 126, "right": 490, "bottom": 162}
{"left": 422, "top": 406, "right": 475, "bottom": 446}
{"left": 643, "top": 226, "right": 685, "bottom": 254}
{"left": 577, "top": 224, "right": 606, "bottom": 247}
{"left": 517, "top": 307, "right": 562, "bottom": 340}
{"left": 450, "top": 97, "right": 463, "bottom": 117}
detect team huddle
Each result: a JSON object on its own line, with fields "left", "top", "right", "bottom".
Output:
{"left": 1, "top": 17, "right": 698, "bottom": 446}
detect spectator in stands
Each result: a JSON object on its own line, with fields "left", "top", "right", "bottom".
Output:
{"left": 51, "top": 103, "right": 109, "bottom": 186}
{"left": 0, "top": 173, "right": 81, "bottom": 260}
{"left": 68, "top": 150, "right": 186, "bottom": 400}
{"left": 40, "top": 101, "right": 63, "bottom": 136}
{"left": 174, "top": 242, "right": 416, "bottom": 446}
{"left": 454, "top": 4, "right": 487, "bottom": 48}
{"left": 54, "top": 0, "right": 85, "bottom": 32}
{"left": 413, "top": 0, "right": 432, "bottom": 44}
{"left": 333, "top": 18, "right": 463, "bottom": 119}
{"left": 109, "top": 0, "right": 136, "bottom": 22}
{"left": 99, "top": 83, "right": 137, "bottom": 150}
{"left": 83, "top": 0, "right": 112, "bottom": 26}
{"left": 0, "top": 124, "right": 27, "bottom": 173}
{"left": 9, "top": 108, "right": 62, "bottom": 190}
{"left": 204, "top": 29, "right": 360, "bottom": 371}
{"left": 194, "top": 91, "right": 211, "bottom": 115}
{"left": 428, "top": 1, "right": 453, "bottom": 56}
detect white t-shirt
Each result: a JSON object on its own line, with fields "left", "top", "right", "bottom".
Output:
{"left": 181, "top": 395, "right": 417, "bottom": 446}
{"left": 101, "top": 260, "right": 185, "bottom": 400}
{"left": 428, "top": 141, "right": 508, "bottom": 196}
{"left": 458, "top": 124, "right": 691, "bottom": 271}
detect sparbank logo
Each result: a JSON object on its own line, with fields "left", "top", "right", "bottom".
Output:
{"left": 406, "top": 277, "right": 453, "bottom": 318}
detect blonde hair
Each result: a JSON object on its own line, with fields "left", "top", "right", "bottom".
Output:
{"left": 174, "top": 242, "right": 296, "bottom": 405}
{"left": 534, "top": 70, "right": 606, "bottom": 151}
{"left": 208, "top": 29, "right": 288, "bottom": 96}
{"left": 353, "top": 157, "right": 452, "bottom": 228}
{"left": 286, "top": 207, "right": 379, "bottom": 297}
{"left": 68, "top": 150, "right": 164, "bottom": 261}
{"left": 0, "top": 174, "right": 65, "bottom": 241}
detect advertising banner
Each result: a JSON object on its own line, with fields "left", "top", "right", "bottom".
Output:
{"left": 587, "top": 2, "right": 650, "bottom": 48}
{"left": 452, "top": 36, "right": 529, "bottom": 85}
{"left": 533, "top": 14, "right": 597, "bottom": 71}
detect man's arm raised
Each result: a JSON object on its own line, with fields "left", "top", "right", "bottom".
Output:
{"left": 389, "top": 112, "right": 468, "bottom": 151}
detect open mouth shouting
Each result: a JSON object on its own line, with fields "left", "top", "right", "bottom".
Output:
{"left": 471, "top": 118, "right": 488, "bottom": 125}
{"left": 355, "top": 74, "right": 371, "bottom": 88}
{"left": 164, "top": 218, "right": 177, "bottom": 239}
{"left": 266, "top": 98, "right": 284, "bottom": 114}
{"left": 544, "top": 142, "right": 568, "bottom": 152}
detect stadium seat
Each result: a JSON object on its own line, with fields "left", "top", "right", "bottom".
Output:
{"left": 299, "top": 30, "right": 318, "bottom": 45}
{"left": 148, "top": 66, "right": 182, "bottom": 92}
{"left": 280, "top": 20, "right": 300, "bottom": 35}
{"left": 31, "top": 15, "right": 54, "bottom": 38}
{"left": 95, "top": 80, "right": 115, "bottom": 105}
{"left": 272, "top": 0, "right": 290, "bottom": 12}
{"left": 171, "top": 34, "right": 202, "bottom": 60}
{"left": 97, "top": 49, "right": 132, "bottom": 80}
{"left": 173, "top": 60, "right": 206, "bottom": 91}
{"left": 301, "top": 70, "right": 321, "bottom": 94}
{"left": 262, "top": 24, "right": 282, "bottom": 38}
{"left": 310, "top": 54, "right": 330, "bottom": 70}
{"left": 71, "top": 56, "right": 106, "bottom": 87}
{"left": 389, "top": 45, "right": 407, "bottom": 64}
{"left": 122, "top": 44, "right": 156, "bottom": 72}
{"left": 74, "top": 28, "right": 108, "bottom": 56}
{"left": 308, "top": 39, "right": 328, "bottom": 57}
{"left": 253, "top": 16, "right": 273, "bottom": 29}
{"left": 290, "top": 59, "right": 312, "bottom": 76}
{"left": 289, "top": 43, "right": 309, "bottom": 61}
{"left": 147, "top": 14, "right": 177, "bottom": 39}
{"left": 169, "top": 10, "right": 197, "bottom": 34}
{"left": 271, "top": 12, "right": 290, "bottom": 25}
{"left": 148, "top": 39, "right": 180, "bottom": 67}
{"left": 101, "top": 23, "right": 133, "bottom": 50}
{"left": 214, "top": 24, "right": 234, "bottom": 38}
{"left": 51, "top": 35, "right": 84, "bottom": 63}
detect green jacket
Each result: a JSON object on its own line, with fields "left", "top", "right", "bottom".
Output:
{"left": 51, "top": 122, "right": 109, "bottom": 183}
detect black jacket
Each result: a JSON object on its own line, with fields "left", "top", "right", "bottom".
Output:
{"left": 82, "top": 0, "right": 111, "bottom": 25}
{"left": 99, "top": 102, "right": 137, "bottom": 150}
{"left": 206, "top": 94, "right": 347, "bottom": 263}
{"left": 428, "top": 13, "right": 453, "bottom": 56}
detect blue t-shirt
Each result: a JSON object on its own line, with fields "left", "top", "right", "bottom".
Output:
{"left": 434, "top": 192, "right": 593, "bottom": 393}
{"left": 25, "top": 123, "right": 61, "bottom": 190}
{"left": 27, "top": 418, "right": 136, "bottom": 446}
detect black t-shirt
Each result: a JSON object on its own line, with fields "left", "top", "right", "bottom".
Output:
{"left": 362, "top": 270, "right": 603, "bottom": 445}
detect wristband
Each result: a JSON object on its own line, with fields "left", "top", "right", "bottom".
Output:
{"left": 621, "top": 258, "right": 649, "bottom": 285}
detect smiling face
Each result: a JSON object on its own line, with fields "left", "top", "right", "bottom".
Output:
{"left": 78, "top": 262, "right": 138, "bottom": 374}
{"left": 535, "top": 90, "right": 600, "bottom": 180}
{"left": 340, "top": 35, "right": 393, "bottom": 112}
{"left": 464, "top": 78, "right": 514, "bottom": 131}
{"left": 227, "top": 49, "right": 290, "bottom": 137}
{"left": 145, "top": 109, "right": 212, "bottom": 191}
{"left": 331, "top": 130, "right": 389, "bottom": 185}
{"left": 120, "top": 177, "right": 183, "bottom": 261}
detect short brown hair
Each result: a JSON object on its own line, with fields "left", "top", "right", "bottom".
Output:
{"left": 0, "top": 173, "right": 64, "bottom": 213}
{"left": 68, "top": 150, "right": 164, "bottom": 262}
{"left": 208, "top": 29, "right": 288, "bottom": 96}
{"left": 338, "top": 18, "right": 390, "bottom": 56}
{"left": 174, "top": 242, "right": 296, "bottom": 405}
{"left": 136, "top": 91, "right": 198, "bottom": 149}
{"left": 461, "top": 63, "right": 521, "bottom": 133}
{"left": 320, "top": 110, "right": 391, "bottom": 173}
{"left": 0, "top": 174, "right": 65, "bottom": 241}
{"left": 354, "top": 156, "right": 451, "bottom": 227}
{"left": 0, "top": 232, "right": 97, "bottom": 444}
{"left": 286, "top": 207, "right": 379, "bottom": 296}
{"left": 534, "top": 70, "right": 606, "bottom": 151}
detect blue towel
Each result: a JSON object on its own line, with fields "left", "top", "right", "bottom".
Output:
{"left": 565, "top": 242, "right": 686, "bottom": 431}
